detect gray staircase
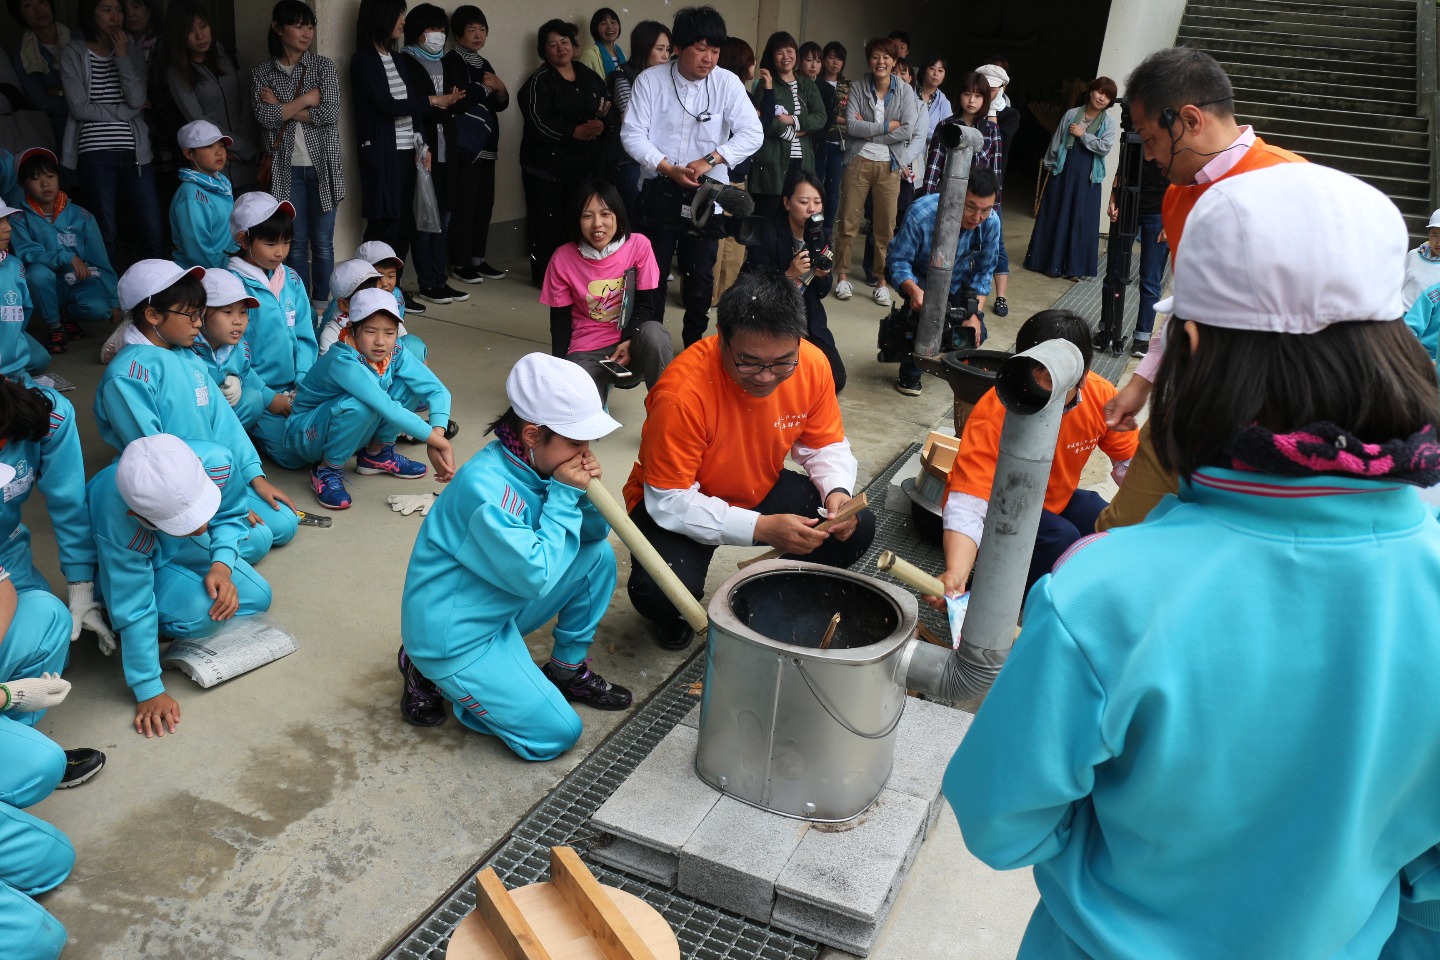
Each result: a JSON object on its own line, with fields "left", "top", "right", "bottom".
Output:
{"left": 1177, "top": 0, "right": 1431, "bottom": 239}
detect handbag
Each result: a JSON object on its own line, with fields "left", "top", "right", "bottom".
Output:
{"left": 1033, "top": 158, "right": 1050, "bottom": 218}
{"left": 258, "top": 62, "right": 307, "bottom": 193}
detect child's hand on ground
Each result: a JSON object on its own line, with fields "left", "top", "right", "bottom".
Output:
{"left": 427, "top": 429, "right": 456, "bottom": 481}
{"left": 205, "top": 562, "right": 239, "bottom": 620}
{"left": 267, "top": 392, "right": 293, "bottom": 416}
{"left": 251, "top": 476, "right": 295, "bottom": 513}
{"left": 135, "top": 692, "right": 181, "bottom": 738}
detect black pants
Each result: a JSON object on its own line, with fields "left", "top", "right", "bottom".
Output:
{"left": 449, "top": 158, "right": 496, "bottom": 266}
{"left": 524, "top": 169, "right": 586, "bottom": 285}
{"left": 637, "top": 178, "right": 718, "bottom": 347}
{"left": 364, "top": 149, "right": 418, "bottom": 283}
{"left": 626, "top": 469, "right": 877, "bottom": 628}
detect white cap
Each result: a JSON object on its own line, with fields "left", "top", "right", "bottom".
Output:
{"left": 201, "top": 269, "right": 258, "bottom": 309}
{"left": 975, "top": 64, "right": 1009, "bottom": 88}
{"left": 345, "top": 287, "right": 402, "bottom": 328}
{"left": 1152, "top": 164, "right": 1406, "bottom": 334}
{"left": 331, "top": 259, "right": 383, "bottom": 300}
{"left": 177, "top": 119, "right": 233, "bottom": 150}
{"left": 0, "top": 463, "right": 15, "bottom": 488}
{"left": 1427, "top": 208, "right": 1440, "bottom": 230}
{"left": 230, "top": 191, "right": 295, "bottom": 235}
{"left": 117, "top": 259, "right": 206, "bottom": 311}
{"left": 116, "top": 435, "right": 222, "bottom": 537}
{"left": 506, "top": 353, "right": 621, "bottom": 441}
{"left": 355, "top": 240, "right": 404, "bottom": 268}
{"left": 0, "top": 203, "right": 19, "bottom": 219}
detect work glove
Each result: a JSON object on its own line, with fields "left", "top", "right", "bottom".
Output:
{"left": 68, "top": 582, "right": 117, "bottom": 654}
{"left": 0, "top": 673, "right": 71, "bottom": 713}
{"left": 388, "top": 493, "right": 435, "bottom": 517}
{"left": 220, "top": 374, "right": 243, "bottom": 406}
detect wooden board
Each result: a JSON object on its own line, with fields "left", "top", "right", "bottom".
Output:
{"left": 445, "top": 882, "right": 679, "bottom": 960}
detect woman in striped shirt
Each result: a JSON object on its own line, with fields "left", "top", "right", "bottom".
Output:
{"left": 58, "top": 0, "right": 163, "bottom": 264}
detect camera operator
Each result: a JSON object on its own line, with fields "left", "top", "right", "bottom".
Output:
{"left": 886, "top": 166, "right": 1001, "bottom": 397}
{"left": 620, "top": 5, "right": 763, "bottom": 347}
{"left": 741, "top": 171, "right": 845, "bottom": 391}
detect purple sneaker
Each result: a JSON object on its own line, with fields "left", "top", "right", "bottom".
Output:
{"left": 398, "top": 646, "right": 447, "bottom": 727}
{"left": 356, "top": 443, "right": 427, "bottom": 479}
{"left": 541, "top": 661, "right": 633, "bottom": 710}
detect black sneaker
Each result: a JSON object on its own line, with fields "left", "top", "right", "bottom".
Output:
{"left": 542, "top": 662, "right": 633, "bottom": 710}
{"left": 62, "top": 318, "right": 86, "bottom": 340}
{"left": 398, "top": 646, "right": 448, "bottom": 727}
{"left": 56, "top": 747, "right": 106, "bottom": 788}
{"left": 452, "top": 265, "right": 485, "bottom": 284}
{"left": 1131, "top": 338, "right": 1150, "bottom": 358}
{"left": 993, "top": 296, "right": 1009, "bottom": 317}
{"left": 895, "top": 376, "right": 923, "bottom": 397}
{"left": 403, "top": 293, "right": 427, "bottom": 314}
{"left": 652, "top": 620, "right": 695, "bottom": 650}
{"left": 440, "top": 283, "right": 470, "bottom": 303}
{"left": 475, "top": 261, "right": 507, "bottom": 280}
{"left": 418, "top": 287, "right": 454, "bottom": 305}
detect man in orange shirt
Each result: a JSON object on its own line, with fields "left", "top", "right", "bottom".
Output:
{"left": 1098, "top": 47, "right": 1304, "bottom": 530}
{"left": 624, "top": 269, "right": 875, "bottom": 649}
{"left": 931, "top": 311, "right": 1138, "bottom": 602}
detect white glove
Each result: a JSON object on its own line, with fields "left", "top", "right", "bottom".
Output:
{"left": 1, "top": 673, "right": 71, "bottom": 712}
{"left": 388, "top": 493, "right": 435, "bottom": 517}
{"left": 67, "top": 582, "right": 117, "bottom": 654}
{"left": 220, "top": 374, "right": 243, "bottom": 406}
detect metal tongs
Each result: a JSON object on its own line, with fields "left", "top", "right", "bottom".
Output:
{"left": 295, "top": 510, "right": 332, "bottom": 528}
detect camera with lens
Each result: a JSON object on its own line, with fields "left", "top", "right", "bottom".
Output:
{"left": 641, "top": 176, "right": 764, "bottom": 244}
{"left": 876, "top": 295, "right": 982, "bottom": 363}
{"left": 802, "top": 213, "right": 833, "bottom": 272}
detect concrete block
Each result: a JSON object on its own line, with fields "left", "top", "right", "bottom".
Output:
{"left": 589, "top": 835, "right": 680, "bottom": 885}
{"left": 887, "top": 697, "right": 974, "bottom": 829}
{"left": 772, "top": 892, "right": 891, "bottom": 956}
{"left": 678, "top": 797, "right": 810, "bottom": 923}
{"left": 590, "top": 724, "right": 718, "bottom": 854}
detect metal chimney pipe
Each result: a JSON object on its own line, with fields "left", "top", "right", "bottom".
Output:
{"left": 904, "top": 338, "right": 1087, "bottom": 702}
{"left": 911, "top": 123, "right": 984, "bottom": 361}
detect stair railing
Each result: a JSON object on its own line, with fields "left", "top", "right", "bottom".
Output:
{"left": 1421, "top": 0, "right": 1440, "bottom": 207}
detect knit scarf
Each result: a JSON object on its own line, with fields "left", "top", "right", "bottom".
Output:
{"left": 492, "top": 420, "right": 529, "bottom": 463}
{"left": 403, "top": 43, "right": 444, "bottom": 63}
{"left": 19, "top": 24, "right": 69, "bottom": 77}
{"left": 1226, "top": 422, "right": 1440, "bottom": 487}
{"left": 178, "top": 166, "right": 233, "bottom": 197}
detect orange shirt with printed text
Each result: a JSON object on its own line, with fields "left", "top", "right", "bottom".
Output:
{"left": 623, "top": 337, "right": 846, "bottom": 511}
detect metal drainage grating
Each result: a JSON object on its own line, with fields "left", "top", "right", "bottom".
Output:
{"left": 384, "top": 446, "right": 945, "bottom": 960}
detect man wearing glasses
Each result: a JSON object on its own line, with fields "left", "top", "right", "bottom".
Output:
{"left": 622, "top": 269, "right": 875, "bottom": 650}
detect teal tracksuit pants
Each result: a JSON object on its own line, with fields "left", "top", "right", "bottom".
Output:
{"left": 0, "top": 591, "right": 71, "bottom": 725}
{"left": 0, "top": 718, "right": 74, "bottom": 960}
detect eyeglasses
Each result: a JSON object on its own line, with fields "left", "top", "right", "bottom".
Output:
{"left": 726, "top": 342, "right": 799, "bottom": 376}
{"left": 164, "top": 308, "right": 204, "bottom": 323}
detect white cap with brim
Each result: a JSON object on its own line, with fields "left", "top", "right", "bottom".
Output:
{"left": 177, "top": 119, "right": 233, "bottom": 150}
{"left": 0, "top": 463, "right": 15, "bottom": 489}
{"left": 1151, "top": 163, "right": 1406, "bottom": 334}
{"left": 330, "top": 259, "right": 384, "bottom": 301}
{"left": 1428, "top": 208, "right": 1440, "bottom": 230}
{"left": 345, "top": 287, "right": 403, "bottom": 328}
{"left": 0, "top": 204, "right": 20, "bottom": 219}
{"left": 230, "top": 191, "right": 296, "bottom": 236}
{"left": 975, "top": 64, "right": 1009, "bottom": 88}
{"left": 355, "top": 240, "right": 404, "bottom": 268}
{"left": 117, "top": 259, "right": 207, "bottom": 311}
{"left": 201, "top": 269, "right": 259, "bottom": 308}
{"left": 116, "top": 435, "right": 222, "bottom": 537}
{"left": 506, "top": 353, "right": 622, "bottom": 442}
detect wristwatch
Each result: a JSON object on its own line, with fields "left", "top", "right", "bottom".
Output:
{"left": 703, "top": 152, "right": 720, "bottom": 166}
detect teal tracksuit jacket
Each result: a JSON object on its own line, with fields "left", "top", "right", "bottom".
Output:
{"left": 947, "top": 469, "right": 1440, "bottom": 960}
{"left": 187, "top": 335, "right": 271, "bottom": 430}
{"left": 0, "top": 251, "right": 48, "bottom": 382}
{"left": 227, "top": 257, "right": 317, "bottom": 392}
{"left": 9, "top": 197, "right": 118, "bottom": 325}
{"left": 169, "top": 168, "right": 234, "bottom": 270}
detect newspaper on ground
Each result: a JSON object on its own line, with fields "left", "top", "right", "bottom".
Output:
{"left": 161, "top": 613, "right": 298, "bottom": 688}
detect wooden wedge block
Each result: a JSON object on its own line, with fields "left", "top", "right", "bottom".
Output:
{"left": 549, "top": 847, "right": 658, "bottom": 960}
{"left": 464, "top": 868, "right": 555, "bottom": 960}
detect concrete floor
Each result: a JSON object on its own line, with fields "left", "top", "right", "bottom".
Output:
{"left": 21, "top": 201, "right": 1122, "bottom": 959}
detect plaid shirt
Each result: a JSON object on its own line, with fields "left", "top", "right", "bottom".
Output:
{"left": 251, "top": 51, "right": 346, "bottom": 211}
{"left": 917, "top": 116, "right": 1002, "bottom": 201}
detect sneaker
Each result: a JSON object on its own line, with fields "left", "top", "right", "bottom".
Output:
{"left": 873, "top": 286, "right": 892, "bottom": 307}
{"left": 451, "top": 265, "right": 485, "bottom": 284}
{"left": 398, "top": 646, "right": 448, "bottom": 727}
{"left": 61, "top": 318, "right": 85, "bottom": 340}
{"left": 895, "top": 376, "right": 923, "bottom": 397}
{"left": 993, "top": 296, "right": 1009, "bottom": 317}
{"left": 403, "top": 293, "right": 427, "bottom": 314}
{"left": 542, "top": 661, "right": 633, "bottom": 710}
{"left": 834, "top": 279, "right": 854, "bottom": 301}
{"left": 418, "top": 287, "right": 454, "bottom": 305}
{"left": 356, "top": 443, "right": 427, "bottom": 478}
{"left": 652, "top": 620, "right": 695, "bottom": 650}
{"left": 440, "top": 283, "right": 470, "bottom": 303}
{"left": 100, "top": 320, "right": 132, "bottom": 364}
{"left": 475, "top": 261, "right": 507, "bottom": 280}
{"left": 46, "top": 328, "right": 67, "bottom": 355}
{"left": 1131, "top": 338, "right": 1150, "bottom": 358}
{"left": 310, "top": 464, "right": 353, "bottom": 509}
{"left": 56, "top": 747, "right": 106, "bottom": 788}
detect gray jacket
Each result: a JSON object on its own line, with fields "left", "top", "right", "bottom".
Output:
{"left": 58, "top": 35, "right": 151, "bottom": 169}
{"left": 842, "top": 74, "right": 920, "bottom": 169}
{"left": 167, "top": 49, "right": 260, "bottom": 163}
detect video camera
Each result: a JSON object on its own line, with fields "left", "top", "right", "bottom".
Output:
{"left": 877, "top": 295, "right": 982, "bottom": 363}
{"left": 643, "top": 176, "right": 764, "bottom": 244}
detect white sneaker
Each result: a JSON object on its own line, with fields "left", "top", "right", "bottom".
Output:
{"left": 100, "top": 320, "right": 133, "bottom": 365}
{"left": 834, "top": 279, "right": 853, "bottom": 300}
{"left": 873, "top": 286, "right": 892, "bottom": 307}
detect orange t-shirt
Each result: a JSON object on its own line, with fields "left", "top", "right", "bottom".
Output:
{"left": 623, "top": 337, "right": 846, "bottom": 511}
{"left": 1161, "top": 136, "right": 1306, "bottom": 257}
{"left": 944, "top": 371, "right": 1140, "bottom": 512}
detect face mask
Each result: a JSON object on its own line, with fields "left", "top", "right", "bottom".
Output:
{"left": 421, "top": 31, "right": 445, "bottom": 54}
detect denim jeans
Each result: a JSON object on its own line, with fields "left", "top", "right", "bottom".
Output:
{"left": 75, "top": 150, "right": 162, "bottom": 264}
{"left": 1135, "top": 213, "right": 1168, "bottom": 338}
{"left": 287, "top": 165, "right": 338, "bottom": 301}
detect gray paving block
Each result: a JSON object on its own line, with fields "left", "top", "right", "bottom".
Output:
{"left": 678, "top": 796, "right": 811, "bottom": 923}
{"left": 772, "top": 892, "right": 888, "bottom": 956}
{"left": 590, "top": 724, "right": 718, "bottom": 854}
{"left": 589, "top": 835, "right": 680, "bottom": 885}
{"left": 887, "top": 697, "right": 974, "bottom": 829}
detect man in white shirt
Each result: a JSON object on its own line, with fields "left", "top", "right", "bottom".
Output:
{"left": 620, "top": 5, "right": 763, "bottom": 347}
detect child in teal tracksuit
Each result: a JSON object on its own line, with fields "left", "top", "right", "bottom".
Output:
{"left": 0, "top": 203, "right": 51, "bottom": 382}
{"left": 226, "top": 193, "right": 317, "bottom": 396}
{"left": 0, "top": 717, "right": 76, "bottom": 960}
{"left": 271, "top": 288, "right": 455, "bottom": 509}
{"left": 170, "top": 120, "right": 236, "bottom": 271}
{"left": 89, "top": 434, "right": 272, "bottom": 737}
{"left": 398, "top": 353, "right": 631, "bottom": 759}
{"left": 96, "top": 260, "right": 298, "bottom": 563}
{"left": 317, "top": 259, "right": 384, "bottom": 355}
{"left": 189, "top": 269, "right": 274, "bottom": 431}
{"left": 10, "top": 148, "right": 119, "bottom": 353}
